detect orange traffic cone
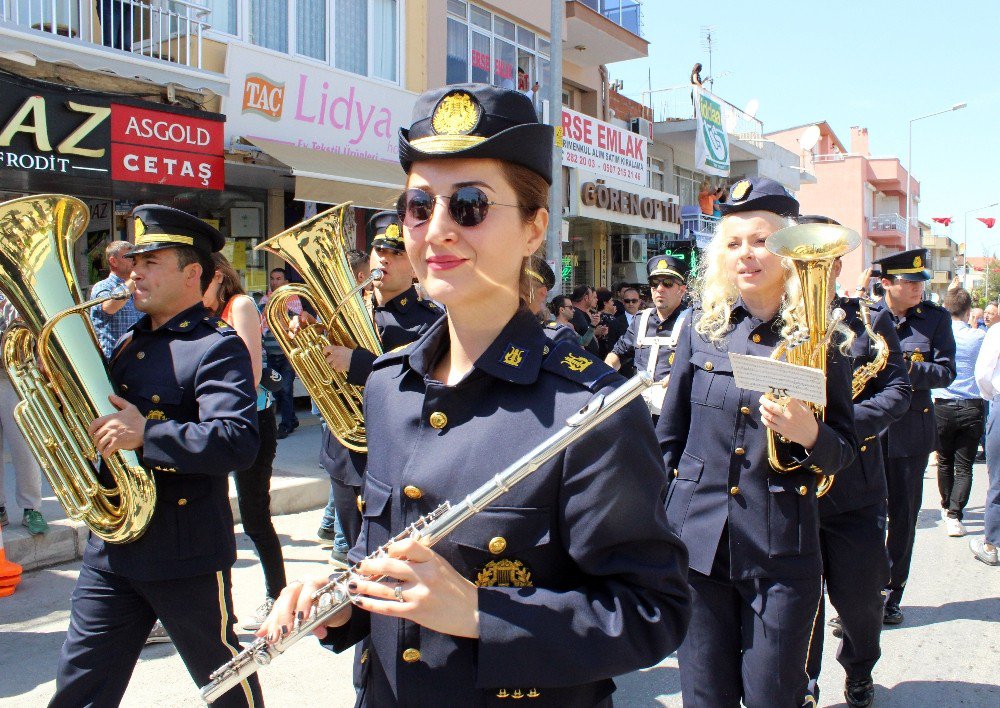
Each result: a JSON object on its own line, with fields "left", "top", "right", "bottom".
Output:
{"left": 0, "top": 544, "right": 23, "bottom": 598}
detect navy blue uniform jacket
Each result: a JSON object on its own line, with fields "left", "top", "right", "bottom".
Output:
{"left": 657, "top": 304, "right": 857, "bottom": 579}
{"left": 84, "top": 303, "right": 260, "bottom": 582}
{"left": 820, "top": 298, "right": 911, "bottom": 517}
{"left": 320, "top": 286, "right": 443, "bottom": 487}
{"left": 323, "top": 310, "right": 690, "bottom": 706}
{"left": 871, "top": 299, "right": 956, "bottom": 459}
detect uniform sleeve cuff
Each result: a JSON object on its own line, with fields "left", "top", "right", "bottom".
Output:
{"left": 346, "top": 348, "right": 378, "bottom": 386}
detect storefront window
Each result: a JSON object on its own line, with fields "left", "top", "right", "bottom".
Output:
{"left": 296, "top": 0, "right": 327, "bottom": 60}
{"left": 249, "top": 0, "right": 287, "bottom": 53}
{"left": 335, "top": 0, "right": 368, "bottom": 75}
{"left": 447, "top": 3, "right": 549, "bottom": 93}
{"left": 372, "top": 0, "right": 398, "bottom": 81}
{"left": 201, "top": 0, "right": 237, "bottom": 35}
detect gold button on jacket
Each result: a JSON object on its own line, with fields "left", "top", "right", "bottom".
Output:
{"left": 734, "top": 447, "right": 745, "bottom": 456}
{"left": 703, "top": 361, "right": 714, "bottom": 371}
{"left": 730, "top": 486, "right": 740, "bottom": 496}
{"left": 151, "top": 394, "right": 160, "bottom": 404}
{"left": 740, "top": 406, "right": 751, "bottom": 416}
{"left": 751, "top": 334, "right": 761, "bottom": 343}
{"left": 402, "top": 648, "right": 421, "bottom": 663}
{"left": 404, "top": 485, "right": 423, "bottom": 500}
{"left": 136, "top": 351, "right": 145, "bottom": 359}
{"left": 428, "top": 412, "right": 448, "bottom": 429}
{"left": 798, "top": 486, "right": 808, "bottom": 496}
{"left": 177, "top": 498, "right": 187, "bottom": 506}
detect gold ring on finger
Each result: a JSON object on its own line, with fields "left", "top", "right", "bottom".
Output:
{"left": 394, "top": 583, "right": 405, "bottom": 603}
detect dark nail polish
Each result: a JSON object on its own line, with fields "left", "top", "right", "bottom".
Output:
{"left": 348, "top": 581, "right": 358, "bottom": 591}
{"left": 296, "top": 611, "right": 304, "bottom": 621}
{"left": 281, "top": 625, "right": 288, "bottom": 636}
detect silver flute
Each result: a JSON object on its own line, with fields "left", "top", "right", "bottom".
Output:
{"left": 200, "top": 372, "right": 653, "bottom": 703}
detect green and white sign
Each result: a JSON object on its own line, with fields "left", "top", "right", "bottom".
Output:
{"left": 694, "top": 88, "right": 730, "bottom": 177}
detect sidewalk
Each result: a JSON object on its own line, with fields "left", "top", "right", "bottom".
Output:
{"left": 1, "top": 410, "right": 329, "bottom": 572}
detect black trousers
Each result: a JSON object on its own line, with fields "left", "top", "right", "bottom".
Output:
{"left": 883, "top": 445, "right": 928, "bottom": 607}
{"left": 234, "top": 404, "right": 286, "bottom": 600}
{"left": 332, "top": 477, "right": 363, "bottom": 550}
{"left": 678, "top": 570, "right": 822, "bottom": 708}
{"left": 51, "top": 565, "right": 262, "bottom": 707}
{"left": 934, "top": 398, "right": 985, "bottom": 521}
{"left": 807, "top": 502, "right": 889, "bottom": 692}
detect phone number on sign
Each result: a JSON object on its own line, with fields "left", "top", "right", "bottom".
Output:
{"left": 564, "top": 152, "right": 596, "bottom": 169}
{"left": 600, "top": 163, "right": 643, "bottom": 183}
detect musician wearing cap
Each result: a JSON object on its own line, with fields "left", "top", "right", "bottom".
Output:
{"left": 259, "top": 84, "right": 690, "bottom": 706}
{"left": 870, "top": 248, "right": 956, "bottom": 626}
{"left": 318, "top": 210, "right": 442, "bottom": 551}
{"left": 525, "top": 254, "right": 577, "bottom": 343}
{"left": 50, "top": 206, "right": 262, "bottom": 707}
{"left": 801, "top": 216, "right": 912, "bottom": 708}
{"left": 605, "top": 255, "right": 689, "bottom": 418}
{"left": 656, "top": 177, "right": 857, "bottom": 707}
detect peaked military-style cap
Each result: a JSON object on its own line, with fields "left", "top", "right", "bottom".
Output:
{"left": 873, "top": 247, "right": 932, "bottom": 282}
{"left": 369, "top": 210, "right": 405, "bottom": 254}
{"left": 399, "top": 84, "right": 555, "bottom": 184}
{"left": 719, "top": 176, "right": 800, "bottom": 218}
{"left": 526, "top": 255, "right": 556, "bottom": 290}
{"left": 647, "top": 255, "right": 686, "bottom": 282}
{"left": 125, "top": 204, "right": 224, "bottom": 258}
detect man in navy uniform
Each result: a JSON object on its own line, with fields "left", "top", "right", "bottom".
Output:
{"left": 802, "top": 219, "right": 912, "bottom": 707}
{"left": 318, "top": 210, "right": 442, "bottom": 550}
{"left": 525, "top": 255, "right": 577, "bottom": 344}
{"left": 871, "top": 248, "right": 956, "bottom": 625}
{"left": 51, "top": 206, "right": 262, "bottom": 707}
{"left": 606, "top": 255, "right": 688, "bottom": 418}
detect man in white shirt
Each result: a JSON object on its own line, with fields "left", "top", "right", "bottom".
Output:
{"left": 972, "top": 324, "right": 1000, "bottom": 565}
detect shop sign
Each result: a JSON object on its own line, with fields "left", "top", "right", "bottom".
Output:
{"left": 225, "top": 45, "right": 417, "bottom": 163}
{"left": 560, "top": 107, "right": 647, "bottom": 187}
{"left": 694, "top": 87, "right": 730, "bottom": 177}
{"left": 568, "top": 171, "right": 680, "bottom": 234}
{"left": 110, "top": 104, "right": 225, "bottom": 190}
{"left": 0, "top": 73, "right": 225, "bottom": 190}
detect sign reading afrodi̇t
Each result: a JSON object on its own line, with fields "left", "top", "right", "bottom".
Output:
{"left": 694, "top": 88, "right": 730, "bottom": 177}
{"left": 225, "top": 45, "right": 416, "bottom": 162}
{"left": 560, "top": 107, "right": 647, "bottom": 186}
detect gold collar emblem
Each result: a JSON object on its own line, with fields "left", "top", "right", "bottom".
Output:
{"left": 431, "top": 91, "right": 481, "bottom": 135}
{"left": 399, "top": 297, "right": 408, "bottom": 307}
{"left": 910, "top": 348, "right": 925, "bottom": 363}
{"left": 562, "top": 353, "right": 592, "bottom": 373}
{"left": 731, "top": 180, "right": 751, "bottom": 201}
{"left": 502, "top": 346, "right": 524, "bottom": 368}
{"left": 476, "top": 559, "right": 533, "bottom": 588}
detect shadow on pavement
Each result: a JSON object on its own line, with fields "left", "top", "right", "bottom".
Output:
{"left": 884, "top": 597, "right": 1000, "bottom": 630}
{"left": 613, "top": 661, "right": 680, "bottom": 705}
{"left": 880, "top": 679, "right": 999, "bottom": 706}
{"left": 0, "top": 630, "right": 65, "bottom": 698}
{"left": 0, "top": 568, "right": 77, "bottom": 625}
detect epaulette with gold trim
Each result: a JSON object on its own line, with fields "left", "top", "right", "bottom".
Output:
{"left": 200, "top": 315, "right": 239, "bottom": 336}
{"left": 540, "top": 340, "right": 617, "bottom": 392}
{"left": 418, "top": 297, "right": 443, "bottom": 313}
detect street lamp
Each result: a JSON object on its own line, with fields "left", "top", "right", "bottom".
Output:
{"left": 906, "top": 102, "right": 967, "bottom": 249}
{"left": 964, "top": 201, "right": 1000, "bottom": 290}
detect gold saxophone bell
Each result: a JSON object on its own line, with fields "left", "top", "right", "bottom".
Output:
{"left": 0, "top": 195, "right": 156, "bottom": 543}
{"left": 765, "top": 223, "right": 861, "bottom": 497}
{"left": 256, "top": 203, "right": 383, "bottom": 453}
{"left": 851, "top": 296, "right": 889, "bottom": 399}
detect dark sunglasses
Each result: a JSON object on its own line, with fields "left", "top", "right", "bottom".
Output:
{"left": 395, "top": 187, "right": 518, "bottom": 228}
{"left": 650, "top": 279, "right": 679, "bottom": 289}
{"left": 623, "top": 298, "right": 641, "bottom": 304}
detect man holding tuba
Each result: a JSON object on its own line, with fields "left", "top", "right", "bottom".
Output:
{"left": 318, "top": 211, "right": 442, "bottom": 552}
{"left": 51, "top": 206, "right": 263, "bottom": 708}
{"left": 801, "top": 216, "right": 912, "bottom": 708}
{"left": 869, "top": 248, "right": 956, "bottom": 627}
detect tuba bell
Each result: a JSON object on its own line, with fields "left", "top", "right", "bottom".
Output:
{"left": 256, "top": 203, "right": 383, "bottom": 453}
{"left": 765, "top": 222, "right": 861, "bottom": 496}
{"left": 0, "top": 195, "right": 156, "bottom": 543}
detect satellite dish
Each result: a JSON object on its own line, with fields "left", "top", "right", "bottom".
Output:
{"left": 744, "top": 98, "right": 760, "bottom": 118}
{"left": 799, "top": 124, "right": 821, "bottom": 151}
{"left": 723, "top": 106, "right": 739, "bottom": 133}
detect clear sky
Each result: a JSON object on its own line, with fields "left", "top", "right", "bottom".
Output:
{"left": 607, "top": 0, "right": 1000, "bottom": 260}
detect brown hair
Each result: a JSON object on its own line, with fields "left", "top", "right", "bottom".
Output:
{"left": 497, "top": 161, "right": 550, "bottom": 304}
{"left": 944, "top": 287, "right": 972, "bottom": 319}
{"left": 175, "top": 246, "right": 215, "bottom": 293}
{"left": 208, "top": 252, "right": 245, "bottom": 315}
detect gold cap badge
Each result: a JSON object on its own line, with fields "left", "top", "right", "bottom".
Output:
{"left": 431, "top": 91, "right": 481, "bottom": 136}
{"left": 731, "top": 180, "right": 751, "bottom": 201}
{"left": 913, "top": 256, "right": 922, "bottom": 268}
{"left": 384, "top": 223, "right": 401, "bottom": 241}
{"left": 134, "top": 217, "right": 146, "bottom": 239}
{"left": 658, "top": 259, "right": 668, "bottom": 270}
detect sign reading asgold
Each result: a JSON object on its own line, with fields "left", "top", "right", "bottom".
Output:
{"left": 580, "top": 181, "right": 679, "bottom": 224}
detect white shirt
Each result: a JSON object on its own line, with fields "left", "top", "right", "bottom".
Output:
{"left": 974, "top": 323, "right": 1000, "bottom": 400}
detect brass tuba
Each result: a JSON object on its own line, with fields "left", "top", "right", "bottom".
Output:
{"left": 256, "top": 203, "right": 382, "bottom": 453}
{"left": 0, "top": 195, "right": 155, "bottom": 543}
{"left": 765, "top": 222, "right": 861, "bottom": 496}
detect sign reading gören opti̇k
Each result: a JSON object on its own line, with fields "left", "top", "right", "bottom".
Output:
{"left": 694, "top": 88, "right": 730, "bottom": 177}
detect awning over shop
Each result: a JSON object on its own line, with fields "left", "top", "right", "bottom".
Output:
{"left": 245, "top": 137, "right": 405, "bottom": 209}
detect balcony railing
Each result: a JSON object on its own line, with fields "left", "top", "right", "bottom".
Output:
{"left": 868, "top": 213, "right": 907, "bottom": 233}
{"left": 681, "top": 208, "right": 719, "bottom": 241}
{"left": 640, "top": 85, "right": 764, "bottom": 147}
{"left": 1, "top": 0, "right": 211, "bottom": 69}
{"left": 574, "top": 0, "right": 643, "bottom": 37}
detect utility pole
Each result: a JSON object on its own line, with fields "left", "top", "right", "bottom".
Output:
{"left": 546, "top": 0, "right": 564, "bottom": 292}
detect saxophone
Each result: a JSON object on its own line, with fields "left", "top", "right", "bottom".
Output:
{"left": 200, "top": 372, "right": 654, "bottom": 704}
{"left": 851, "top": 297, "right": 889, "bottom": 399}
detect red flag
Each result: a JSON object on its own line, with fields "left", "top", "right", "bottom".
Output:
{"left": 932, "top": 216, "right": 952, "bottom": 226}
{"left": 977, "top": 217, "right": 996, "bottom": 228}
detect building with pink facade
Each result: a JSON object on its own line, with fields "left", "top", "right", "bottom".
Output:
{"left": 767, "top": 122, "right": 923, "bottom": 293}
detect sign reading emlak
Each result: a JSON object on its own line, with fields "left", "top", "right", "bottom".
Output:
{"left": 560, "top": 107, "right": 648, "bottom": 187}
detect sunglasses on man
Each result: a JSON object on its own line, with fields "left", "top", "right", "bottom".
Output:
{"left": 396, "top": 187, "right": 519, "bottom": 228}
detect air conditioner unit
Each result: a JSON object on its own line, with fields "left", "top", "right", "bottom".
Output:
{"left": 630, "top": 117, "right": 652, "bottom": 139}
{"left": 619, "top": 235, "right": 647, "bottom": 263}
{"left": 613, "top": 262, "right": 646, "bottom": 284}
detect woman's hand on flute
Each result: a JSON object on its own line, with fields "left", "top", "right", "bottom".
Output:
{"left": 257, "top": 575, "right": 352, "bottom": 643}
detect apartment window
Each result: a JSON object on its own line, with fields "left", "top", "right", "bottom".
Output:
{"left": 674, "top": 166, "right": 698, "bottom": 206}
{"left": 649, "top": 158, "right": 664, "bottom": 191}
{"left": 447, "top": 2, "right": 549, "bottom": 97}
{"left": 207, "top": 0, "right": 399, "bottom": 82}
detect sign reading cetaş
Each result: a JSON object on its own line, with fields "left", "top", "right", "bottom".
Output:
{"left": 225, "top": 45, "right": 417, "bottom": 163}
{"left": 560, "top": 107, "right": 647, "bottom": 187}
